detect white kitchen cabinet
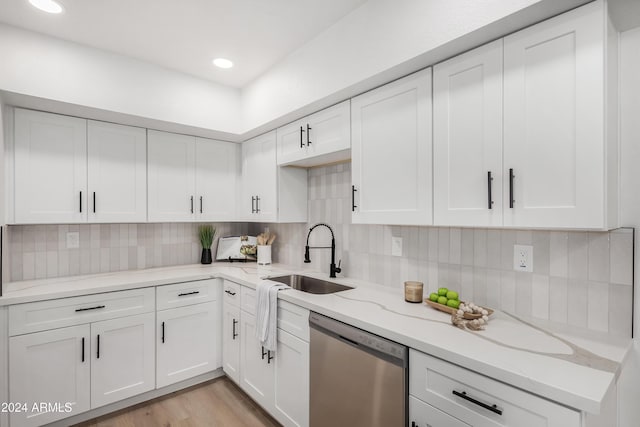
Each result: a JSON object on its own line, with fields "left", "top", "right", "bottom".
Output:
{"left": 277, "top": 100, "right": 351, "bottom": 167}
{"left": 90, "top": 312, "right": 155, "bottom": 408}
{"left": 13, "top": 109, "right": 87, "bottom": 224}
{"left": 148, "top": 130, "right": 239, "bottom": 222}
{"left": 241, "top": 131, "right": 307, "bottom": 222}
{"left": 222, "top": 302, "right": 241, "bottom": 383}
{"left": 147, "top": 130, "right": 196, "bottom": 222}
{"left": 87, "top": 120, "right": 147, "bottom": 223}
{"left": 273, "top": 329, "right": 309, "bottom": 427}
{"left": 240, "top": 311, "right": 275, "bottom": 410}
{"left": 157, "top": 301, "right": 219, "bottom": 388}
{"left": 433, "top": 40, "right": 504, "bottom": 227}
{"left": 409, "top": 349, "right": 581, "bottom": 427}
{"left": 195, "top": 137, "right": 239, "bottom": 221}
{"left": 351, "top": 68, "right": 433, "bottom": 225}
{"left": 502, "top": 0, "right": 617, "bottom": 229}
{"left": 410, "top": 395, "right": 470, "bottom": 427}
{"left": 9, "top": 325, "right": 90, "bottom": 427}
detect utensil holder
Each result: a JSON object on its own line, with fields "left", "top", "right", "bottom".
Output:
{"left": 257, "top": 245, "right": 272, "bottom": 265}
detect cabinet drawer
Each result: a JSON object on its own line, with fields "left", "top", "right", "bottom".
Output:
{"left": 277, "top": 300, "right": 309, "bottom": 341}
{"left": 241, "top": 286, "right": 256, "bottom": 315}
{"left": 410, "top": 395, "right": 470, "bottom": 427}
{"left": 9, "top": 288, "right": 155, "bottom": 336}
{"left": 409, "top": 350, "right": 581, "bottom": 427}
{"left": 157, "top": 279, "right": 219, "bottom": 311}
{"left": 223, "top": 280, "right": 241, "bottom": 307}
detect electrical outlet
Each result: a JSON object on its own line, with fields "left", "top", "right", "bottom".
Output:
{"left": 513, "top": 244, "right": 533, "bottom": 272}
{"left": 391, "top": 236, "right": 403, "bottom": 257}
{"left": 66, "top": 232, "right": 80, "bottom": 249}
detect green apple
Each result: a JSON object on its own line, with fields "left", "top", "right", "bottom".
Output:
{"left": 437, "top": 296, "right": 448, "bottom": 305}
{"left": 429, "top": 293, "right": 439, "bottom": 302}
{"left": 446, "top": 291, "right": 459, "bottom": 301}
{"left": 437, "top": 287, "right": 448, "bottom": 296}
{"left": 447, "top": 299, "right": 460, "bottom": 309}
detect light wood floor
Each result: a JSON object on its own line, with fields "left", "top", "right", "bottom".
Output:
{"left": 74, "top": 377, "right": 281, "bottom": 427}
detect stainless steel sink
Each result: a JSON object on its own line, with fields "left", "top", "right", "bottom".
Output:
{"left": 267, "top": 275, "right": 353, "bottom": 294}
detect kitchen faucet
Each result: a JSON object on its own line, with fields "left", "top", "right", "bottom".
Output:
{"left": 304, "top": 223, "right": 342, "bottom": 278}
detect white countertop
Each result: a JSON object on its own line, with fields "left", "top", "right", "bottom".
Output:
{"left": 0, "top": 262, "right": 631, "bottom": 415}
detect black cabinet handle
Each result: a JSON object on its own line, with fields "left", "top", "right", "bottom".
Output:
{"left": 225, "top": 289, "right": 236, "bottom": 296}
{"left": 509, "top": 168, "right": 515, "bottom": 209}
{"left": 411, "top": 422, "right": 416, "bottom": 427}
{"left": 452, "top": 390, "right": 502, "bottom": 415}
{"left": 255, "top": 196, "right": 260, "bottom": 213}
{"left": 79, "top": 191, "right": 82, "bottom": 213}
{"left": 190, "top": 196, "right": 194, "bottom": 214}
{"left": 178, "top": 291, "right": 200, "bottom": 297}
{"left": 93, "top": 192, "right": 96, "bottom": 213}
{"left": 200, "top": 196, "right": 203, "bottom": 214}
{"left": 300, "top": 126, "right": 305, "bottom": 148}
{"left": 81, "top": 337, "right": 85, "bottom": 362}
{"left": 251, "top": 196, "right": 256, "bottom": 213}
{"left": 487, "top": 171, "right": 493, "bottom": 210}
{"left": 232, "top": 319, "right": 238, "bottom": 339}
{"left": 96, "top": 334, "right": 100, "bottom": 359}
{"left": 306, "top": 123, "right": 312, "bottom": 145}
{"left": 351, "top": 185, "right": 358, "bottom": 212}
{"left": 75, "top": 305, "right": 105, "bottom": 312}
{"left": 261, "top": 346, "right": 267, "bottom": 360}
{"left": 267, "top": 350, "right": 274, "bottom": 364}
{"left": 161, "top": 321, "right": 165, "bottom": 343}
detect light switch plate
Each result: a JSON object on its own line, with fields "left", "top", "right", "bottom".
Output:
{"left": 391, "top": 236, "right": 403, "bottom": 257}
{"left": 513, "top": 244, "right": 533, "bottom": 272}
{"left": 66, "top": 232, "right": 80, "bottom": 249}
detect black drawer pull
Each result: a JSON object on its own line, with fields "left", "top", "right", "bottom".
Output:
{"left": 300, "top": 126, "right": 305, "bottom": 148}
{"left": 251, "top": 196, "right": 256, "bottom": 213}
{"left": 351, "top": 185, "right": 357, "bottom": 212}
{"left": 509, "top": 168, "right": 515, "bottom": 209}
{"left": 487, "top": 171, "right": 493, "bottom": 210}
{"left": 93, "top": 191, "right": 96, "bottom": 213}
{"left": 306, "top": 123, "right": 312, "bottom": 145}
{"left": 81, "top": 337, "right": 85, "bottom": 362}
{"left": 261, "top": 346, "right": 267, "bottom": 360}
{"left": 267, "top": 350, "right": 274, "bottom": 364}
{"left": 79, "top": 191, "right": 82, "bottom": 213}
{"left": 96, "top": 334, "right": 100, "bottom": 359}
{"left": 232, "top": 319, "right": 238, "bottom": 339}
{"left": 225, "top": 289, "right": 237, "bottom": 296}
{"left": 178, "top": 291, "right": 200, "bottom": 297}
{"left": 452, "top": 390, "right": 502, "bottom": 415}
{"left": 161, "top": 321, "right": 165, "bottom": 343}
{"left": 75, "top": 305, "right": 105, "bottom": 312}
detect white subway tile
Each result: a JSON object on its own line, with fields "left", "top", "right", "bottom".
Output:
{"left": 531, "top": 275, "right": 550, "bottom": 320}
{"left": 473, "top": 229, "right": 487, "bottom": 267}
{"left": 46, "top": 251, "right": 58, "bottom": 278}
{"left": 587, "top": 281, "right": 609, "bottom": 332}
{"left": 486, "top": 230, "right": 501, "bottom": 269}
{"left": 461, "top": 229, "right": 474, "bottom": 266}
{"left": 568, "top": 232, "right": 588, "bottom": 280}
{"left": 58, "top": 250, "right": 69, "bottom": 277}
{"left": 609, "top": 284, "right": 633, "bottom": 338}
{"left": 438, "top": 228, "right": 449, "bottom": 263}
{"left": 22, "top": 252, "right": 35, "bottom": 280}
{"left": 461, "top": 266, "right": 474, "bottom": 302}
{"left": 428, "top": 228, "right": 439, "bottom": 262}
{"left": 549, "top": 232, "right": 568, "bottom": 278}
{"left": 449, "top": 228, "right": 461, "bottom": 265}
{"left": 515, "top": 273, "right": 532, "bottom": 317}
{"left": 486, "top": 269, "right": 501, "bottom": 309}
{"left": 500, "top": 230, "right": 516, "bottom": 271}
{"left": 587, "top": 232, "right": 610, "bottom": 282}
{"left": 610, "top": 229, "right": 633, "bottom": 286}
{"left": 532, "top": 231, "right": 550, "bottom": 275}
{"left": 567, "top": 279, "right": 588, "bottom": 328}
{"left": 549, "top": 277, "right": 568, "bottom": 324}
{"left": 500, "top": 271, "right": 516, "bottom": 313}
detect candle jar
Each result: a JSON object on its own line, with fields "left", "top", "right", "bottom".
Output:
{"left": 404, "top": 281, "right": 424, "bottom": 303}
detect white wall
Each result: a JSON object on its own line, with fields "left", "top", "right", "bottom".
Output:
{"left": 240, "top": 0, "right": 590, "bottom": 132}
{"left": 0, "top": 24, "right": 242, "bottom": 135}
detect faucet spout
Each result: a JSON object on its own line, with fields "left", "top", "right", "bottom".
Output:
{"left": 304, "top": 223, "right": 342, "bottom": 278}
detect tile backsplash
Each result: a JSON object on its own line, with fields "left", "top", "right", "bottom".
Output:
{"left": 250, "top": 163, "right": 634, "bottom": 338}
{"left": 3, "top": 162, "right": 633, "bottom": 337}
{"left": 6, "top": 222, "right": 248, "bottom": 282}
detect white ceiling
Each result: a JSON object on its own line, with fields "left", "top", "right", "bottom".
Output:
{"left": 0, "top": 0, "right": 367, "bottom": 88}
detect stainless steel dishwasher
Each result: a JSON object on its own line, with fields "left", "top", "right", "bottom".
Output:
{"left": 309, "top": 312, "right": 408, "bottom": 427}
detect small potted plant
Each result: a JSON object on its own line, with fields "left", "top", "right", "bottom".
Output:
{"left": 198, "top": 225, "right": 216, "bottom": 264}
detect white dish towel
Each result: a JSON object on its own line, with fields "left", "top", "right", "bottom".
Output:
{"left": 255, "top": 280, "right": 289, "bottom": 352}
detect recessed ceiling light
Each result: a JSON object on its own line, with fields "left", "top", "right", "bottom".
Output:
{"left": 212, "top": 58, "right": 233, "bottom": 69}
{"left": 28, "top": 0, "right": 64, "bottom": 14}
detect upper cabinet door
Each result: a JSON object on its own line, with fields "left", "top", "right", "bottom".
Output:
{"left": 351, "top": 68, "right": 433, "bottom": 225}
{"left": 277, "top": 101, "right": 351, "bottom": 167}
{"left": 148, "top": 130, "right": 196, "bottom": 222}
{"left": 195, "top": 138, "right": 239, "bottom": 222}
{"left": 14, "top": 109, "right": 87, "bottom": 224}
{"left": 433, "top": 40, "right": 503, "bottom": 227}
{"left": 242, "top": 131, "right": 278, "bottom": 222}
{"left": 503, "top": 1, "right": 607, "bottom": 229}
{"left": 87, "top": 121, "right": 147, "bottom": 223}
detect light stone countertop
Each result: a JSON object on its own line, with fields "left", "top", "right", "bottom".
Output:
{"left": 0, "top": 262, "right": 631, "bottom": 415}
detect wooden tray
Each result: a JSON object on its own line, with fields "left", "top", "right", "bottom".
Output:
{"left": 424, "top": 299, "right": 494, "bottom": 319}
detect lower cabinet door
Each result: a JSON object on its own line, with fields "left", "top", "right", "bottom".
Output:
{"left": 410, "top": 395, "right": 470, "bottom": 427}
{"left": 157, "top": 302, "right": 219, "bottom": 388}
{"left": 90, "top": 312, "right": 155, "bottom": 408}
{"left": 273, "top": 329, "right": 309, "bottom": 427}
{"left": 9, "top": 325, "right": 91, "bottom": 427}
{"left": 240, "top": 311, "right": 274, "bottom": 411}
{"left": 222, "top": 302, "right": 241, "bottom": 383}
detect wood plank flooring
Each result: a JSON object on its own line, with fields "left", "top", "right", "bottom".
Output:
{"left": 74, "top": 377, "right": 281, "bottom": 427}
